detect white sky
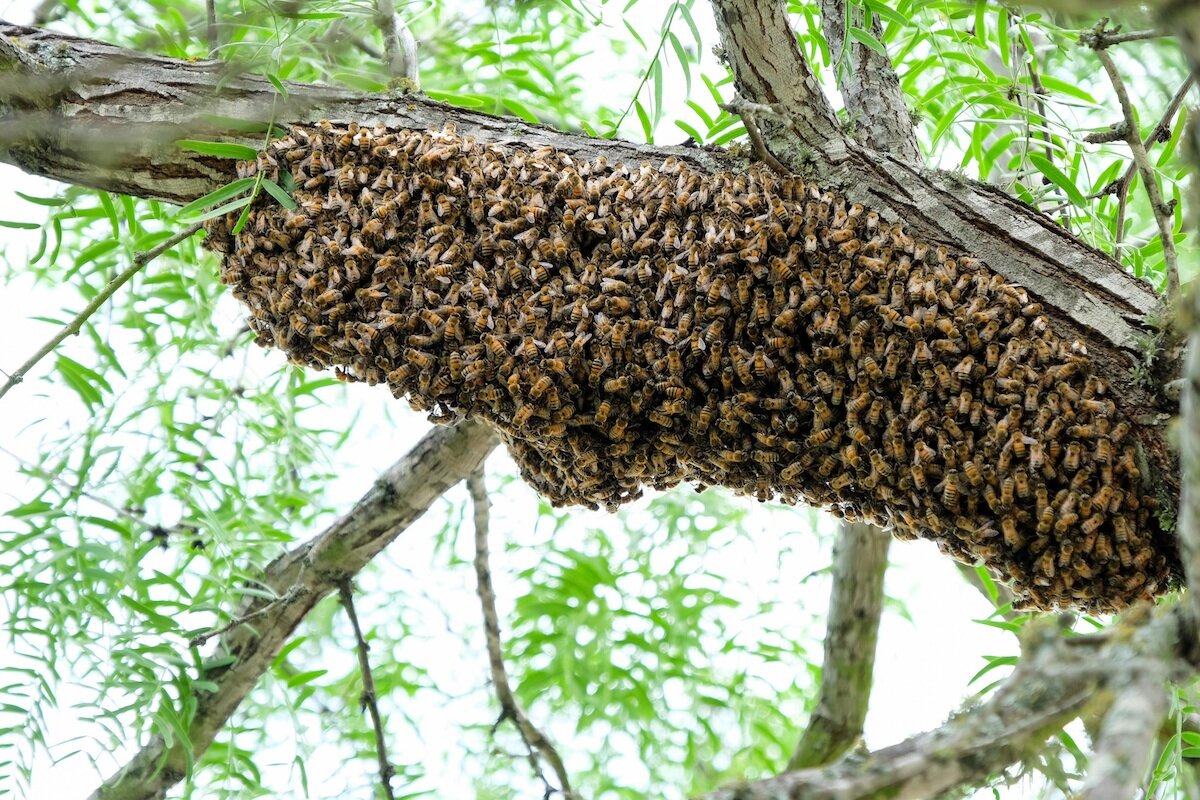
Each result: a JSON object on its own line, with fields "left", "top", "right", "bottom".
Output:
{"left": 0, "top": 0, "right": 1033, "bottom": 797}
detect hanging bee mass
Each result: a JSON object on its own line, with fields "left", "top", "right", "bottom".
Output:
{"left": 204, "top": 121, "right": 1179, "bottom": 613}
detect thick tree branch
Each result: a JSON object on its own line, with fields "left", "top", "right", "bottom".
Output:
{"left": 1179, "top": 293, "right": 1200, "bottom": 656}
{"left": 788, "top": 522, "right": 890, "bottom": 770}
{"left": 818, "top": 0, "right": 921, "bottom": 164}
{"left": 1078, "top": 659, "right": 1170, "bottom": 799}
{"left": 708, "top": 0, "right": 845, "bottom": 165}
{"left": 91, "top": 419, "right": 498, "bottom": 800}
{"left": 706, "top": 609, "right": 1187, "bottom": 800}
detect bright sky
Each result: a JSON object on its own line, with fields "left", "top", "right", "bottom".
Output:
{"left": 0, "top": 0, "right": 1031, "bottom": 797}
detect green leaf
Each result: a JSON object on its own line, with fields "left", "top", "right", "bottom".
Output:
{"left": 634, "top": 99, "right": 654, "bottom": 143}
{"left": 175, "top": 140, "right": 259, "bottom": 160}
{"left": 0, "top": 219, "right": 40, "bottom": 230}
{"left": 185, "top": 195, "right": 254, "bottom": 225}
{"left": 16, "top": 192, "right": 67, "bottom": 207}
{"left": 260, "top": 178, "right": 297, "bottom": 210}
{"left": 266, "top": 73, "right": 289, "bottom": 100}
{"left": 176, "top": 178, "right": 258, "bottom": 219}
{"left": 847, "top": 26, "right": 888, "bottom": 56}
{"left": 1029, "top": 153, "right": 1087, "bottom": 207}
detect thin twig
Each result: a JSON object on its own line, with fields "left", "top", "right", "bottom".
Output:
{"left": 721, "top": 100, "right": 790, "bottom": 176}
{"left": 0, "top": 221, "right": 204, "bottom": 402}
{"left": 1094, "top": 48, "right": 1180, "bottom": 298}
{"left": 1080, "top": 20, "right": 1168, "bottom": 51}
{"left": 1107, "top": 75, "right": 1195, "bottom": 258}
{"left": 468, "top": 468, "right": 577, "bottom": 800}
{"left": 205, "top": 0, "right": 218, "bottom": 59}
{"left": 338, "top": 580, "right": 396, "bottom": 800}
{"left": 189, "top": 584, "right": 309, "bottom": 648}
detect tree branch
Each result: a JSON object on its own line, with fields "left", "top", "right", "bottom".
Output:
{"left": 338, "top": 580, "right": 396, "bottom": 800}
{"left": 90, "top": 419, "right": 498, "bottom": 800}
{"left": 468, "top": 469, "right": 576, "bottom": 799}
{"left": 708, "top": 0, "right": 845, "bottom": 165}
{"left": 706, "top": 609, "right": 1186, "bottom": 800}
{"left": 818, "top": 0, "right": 921, "bottom": 164}
{"left": 1104, "top": 74, "right": 1195, "bottom": 261}
{"left": 1178, "top": 292, "right": 1200, "bottom": 659}
{"left": 1078, "top": 660, "right": 1171, "bottom": 799}
{"left": 1092, "top": 46, "right": 1180, "bottom": 298}
{"left": 0, "top": 221, "right": 204, "bottom": 401}
{"left": 788, "top": 521, "right": 890, "bottom": 770}
{"left": 375, "top": 0, "right": 419, "bottom": 90}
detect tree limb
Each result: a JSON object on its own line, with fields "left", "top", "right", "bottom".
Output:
{"left": 1093, "top": 44, "right": 1180, "bottom": 298}
{"left": 706, "top": 609, "right": 1187, "bottom": 800}
{"left": 708, "top": 0, "right": 845, "bottom": 165}
{"left": 90, "top": 419, "right": 498, "bottom": 800}
{"left": 468, "top": 469, "right": 576, "bottom": 800}
{"left": 338, "top": 580, "right": 396, "bottom": 800}
{"left": 818, "top": 0, "right": 921, "bottom": 165}
{"left": 0, "top": 19, "right": 1183, "bottom": 566}
{"left": 788, "top": 522, "right": 890, "bottom": 770}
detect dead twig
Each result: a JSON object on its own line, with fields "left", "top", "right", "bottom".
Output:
{"left": 376, "top": 0, "right": 420, "bottom": 90}
{"left": 468, "top": 468, "right": 577, "bottom": 800}
{"left": 0, "top": 221, "right": 204, "bottom": 402}
{"left": 338, "top": 580, "right": 396, "bottom": 800}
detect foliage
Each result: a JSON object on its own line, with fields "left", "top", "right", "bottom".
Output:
{"left": 0, "top": 0, "right": 1192, "bottom": 798}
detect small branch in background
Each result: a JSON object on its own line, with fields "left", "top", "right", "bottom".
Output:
{"left": 205, "top": 0, "right": 218, "bottom": 59}
{"left": 31, "top": 0, "right": 65, "bottom": 25}
{"left": 720, "top": 100, "right": 789, "bottom": 175}
{"left": 1080, "top": 19, "right": 1168, "bottom": 50}
{"left": 1093, "top": 47, "right": 1180, "bottom": 298}
{"left": 788, "top": 521, "right": 890, "bottom": 770}
{"left": 375, "top": 0, "right": 420, "bottom": 90}
{"left": 338, "top": 580, "right": 396, "bottom": 800}
{"left": 1103, "top": 75, "right": 1195, "bottom": 259}
{"left": 189, "top": 584, "right": 309, "bottom": 648}
{"left": 468, "top": 469, "right": 577, "bottom": 800}
{"left": 0, "top": 221, "right": 203, "bottom": 402}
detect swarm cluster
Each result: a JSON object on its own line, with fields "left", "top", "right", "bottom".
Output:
{"left": 204, "top": 121, "right": 1176, "bottom": 612}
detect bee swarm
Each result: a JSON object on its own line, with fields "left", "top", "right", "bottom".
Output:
{"left": 204, "top": 121, "right": 1178, "bottom": 613}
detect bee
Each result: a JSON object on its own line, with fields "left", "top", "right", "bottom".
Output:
{"left": 513, "top": 403, "right": 535, "bottom": 427}
{"left": 1064, "top": 442, "right": 1082, "bottom": 472}
{"left": 1001, "top": 517, "right": 1024, "bottom": 548}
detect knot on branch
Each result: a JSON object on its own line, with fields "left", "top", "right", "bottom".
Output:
{"left": 204, "top": 121, "right": 1178, "bottom": 613}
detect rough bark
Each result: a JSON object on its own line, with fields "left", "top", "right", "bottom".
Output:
{"left": 818, "top": 0, "right": 921, "bottom": 164}
{"left": 788, "top": 522, "right": 890, "bottom": 770}
{"left": 90, "top": 419, "right": 498, "bottom": 800}
{"left": 702, "top": 609, "right": 1187, "bottom": 800}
